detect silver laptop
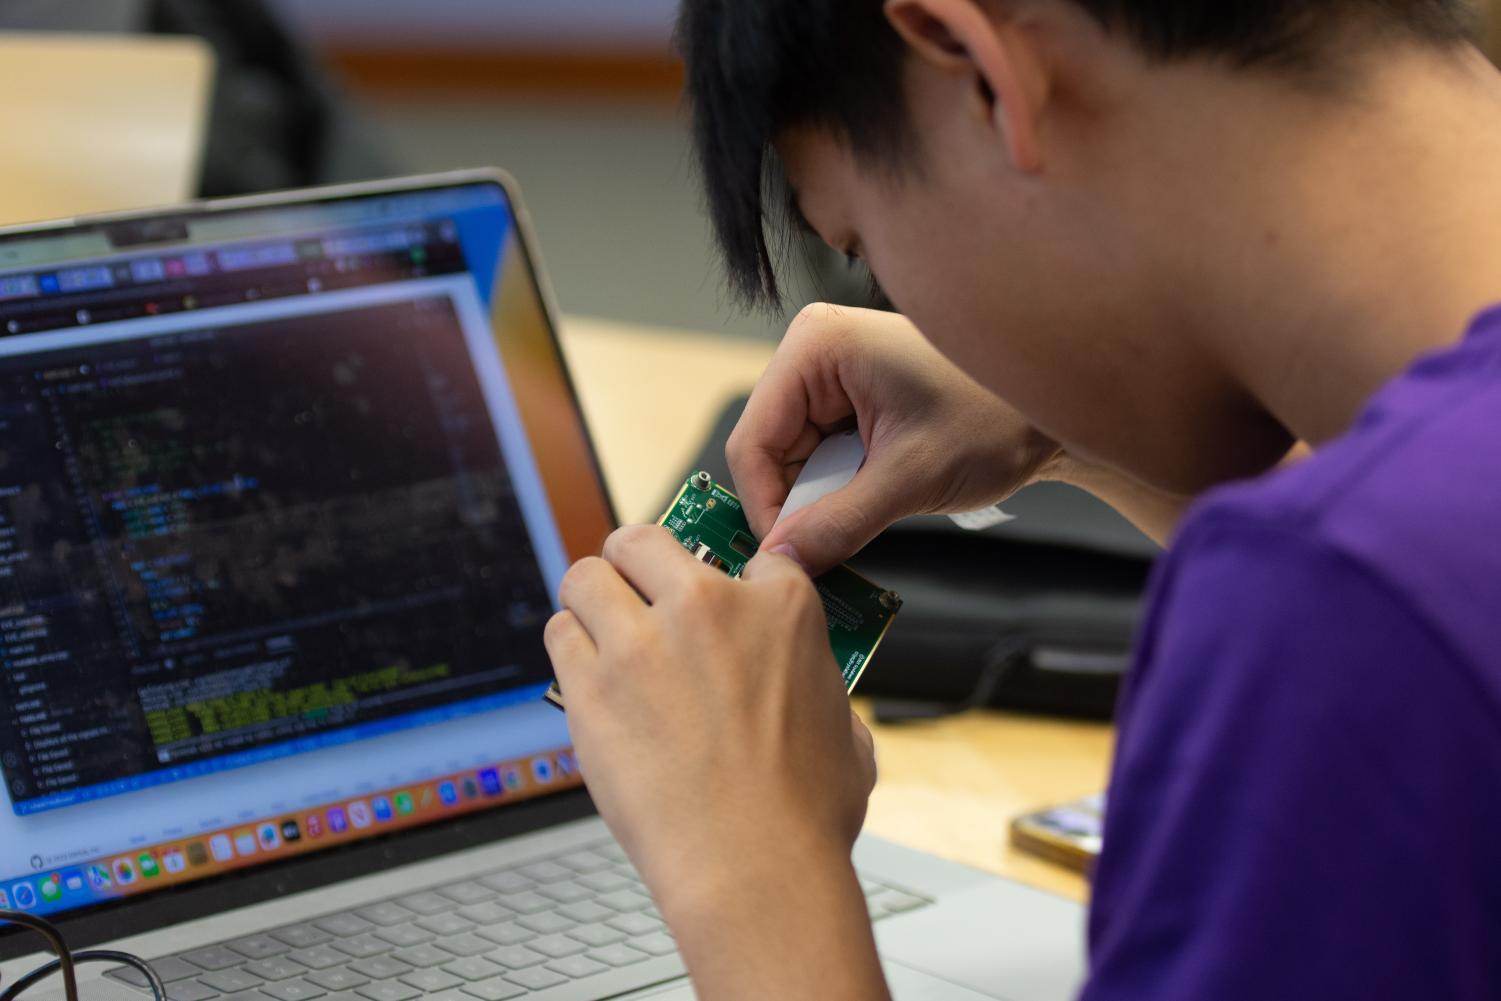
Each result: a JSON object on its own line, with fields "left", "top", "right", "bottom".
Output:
{"left": 0, "top": 171, "right": 1085, "bottom": 1001}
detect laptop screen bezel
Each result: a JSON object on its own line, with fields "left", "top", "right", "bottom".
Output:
{"left": 0, "top": 169, "right": 613, "bottom": 957}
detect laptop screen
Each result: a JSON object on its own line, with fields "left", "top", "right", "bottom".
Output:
{"left": 0, "top": 177, "right": 603, "bottom": 919}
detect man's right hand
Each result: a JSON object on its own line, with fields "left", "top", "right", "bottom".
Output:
{"left": 727, "top": 303, "right": 1062, "bottom": 575}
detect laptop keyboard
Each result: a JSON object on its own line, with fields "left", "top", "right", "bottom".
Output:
{"left": 106, "top": 839, "right": 933, "bottom": 1000}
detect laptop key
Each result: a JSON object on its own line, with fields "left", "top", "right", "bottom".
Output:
{"left": 394, "top": 892, "right": 451, "bottom": 916}
{"left": 514, "top": 912, "right": 573, "bottom": 936}
{"left": 107, "top": 970, "right": 154, "bottom": 992}
{"left": 353, "top": 982, "right": 420, "bottom": 1001}
{"left": 354, "top": 903, "right": 415, "bottom": 927}
{"left": 166, "top": 982, "right": 220, "bottom": 1001}
{"left": 524, "top": 935, "right": 584, "bottom": 960}
{"left": 555, "top": 900, "right": 614, "bottom": 925}
{"left": 329, "top": 936, "right": 388, "bottom": 960}
{"left": 109, "top": 957, "right": 200, "bottom": 987}
{"left": 286, "top": 947, "right": 346, "bottom": 971}
{"left": 476, "top": 872, "right": 532, "bottom": 895}
{"left": 454, "top": 902, "right": 512, "bottom": 926}
{"left": 229, "top": 936, "right": 290, "bottom": 961}
{"left": 555, "top": 849, "right": 614, "bottom": 874}
{"left": 586, "top": 944, "right": 649, "bottom": 968}
{"left": 146, "top": 957, "right": 203, "bottom": 983}
{"left": 399, "top": 967, "right": 464, "bottom": 993}
{"left": 434, "top": 933, "right": 494, "bottom": 957}
{"left": 456, "top": 978, "right": 524, "bottom": 1001}
{"left": 414, "top": 913, "right": 474, "bottom": 936}
{"left": 243, "top": 959, "right": 307, "bottom": 982}
{"left": 182, "top": 947, "right": 244, "bottom": 972}
{"left": 575, "top": 870, "right": 632, "bottom": 894}
{"left": 271, "top": 926, "right": 332, "bottom": 950}
{"left": 305, "top": 969, "right": 368, "bottom": 992}
{"left": 198, "top": 971, "right": 264, "bottom": 994}
{"left": 494, "top": 890, "right": 552, "bottom": 915}
{"left": 440, "top": 957, "right": 504, "bottom": 982}
{"left": 564, "top": 924, "right": 625, "bottom": 949}
{"left": 313, "top": 914, "right": 375, "bottom": 938}
{"left": 881, "top": 891, "right": 931, "bottom": 913}
{"left": 372, "top": 924, "right": 432, "bottom": 948}
{"left": 485, "top": 945, "right": 546, "bottom": 970}
{"left": 595, "top": 889, "right": 652, "bottom": 913}
{"left": 515, "top": 861, "right": 572, "bottom": 885}
{"left": 502, "top": 967, "right": 568, "bottom": 992}
{"left": 259, "top": 978, "right": 326, "bottom": 1001}
{"left": 632, "top": 933, "right": 678, "bottom": 958}
{"left": 535, "top": 880, "right": 593, "bottom": 905}
{"left": 605, "top": 912, "right": 661, "bottom": 937}
{"left": 391, "top": 945, "right": 450, "bottom": 968}
{"left": 346, "top": 958, "right": 412, "bottom": 982}
{"left": 593, "top": 843, "right": 628, "bottom": 864}
{"left": 437, "top": 882, "right": 494, "bottom": 906}
{"left": 544, "top": 955, "right": 609, "bottom": 980}
{"left": 475, "top": 922, "right": 533, "bottom": 948}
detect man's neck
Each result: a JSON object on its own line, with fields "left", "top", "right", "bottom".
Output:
{"left": 1159, "top": 43, "right": 1501, "bottom": 446}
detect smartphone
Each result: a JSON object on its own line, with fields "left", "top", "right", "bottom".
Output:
{"left": 1009, "top": 793, "right": 1105, "bottom": 874}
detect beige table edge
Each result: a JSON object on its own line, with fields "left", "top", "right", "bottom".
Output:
{"left": 560, "top": 314, "right": 1110, "bottom": 904}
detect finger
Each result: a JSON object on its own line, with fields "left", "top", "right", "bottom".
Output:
{"left": 600, "top": 523, "right": 704, "bottom": 602}
{"left": 543, "top": 609, "right": 596, "bottom": 688}
{"left": 557, "top": 556, "right": 649, "bottom": 646}
{"left": 756, "top": 461, "right": 914, "bottom": 576}
{"left": 728, "top": 379, "right": 821, "bottom": 540}
{"left": 732, "top": 422, "right": 828, "bottom": 541}
{"left": 739, "top": 543, "right": 813, "bottom": 584}
{"left": 729, "top": 315, "right": 858, "bottom": 538}
{"left": 851, "top": 710, "right": 878, "bottom": 793}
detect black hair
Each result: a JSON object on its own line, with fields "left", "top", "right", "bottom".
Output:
{"left": 676, "top": 0, "right": 1476, "bottom": 311}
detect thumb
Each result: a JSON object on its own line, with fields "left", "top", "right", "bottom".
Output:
{"left": 758, "top": 467, "right": 910, "bottom": 576}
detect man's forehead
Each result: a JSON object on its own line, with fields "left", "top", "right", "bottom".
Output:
{"left": 774, "top": 129, "right": 854, "bottom": 237}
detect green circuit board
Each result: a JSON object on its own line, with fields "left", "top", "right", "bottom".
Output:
{"left": 545, "top": 472, "right": 902, "bottom": 711}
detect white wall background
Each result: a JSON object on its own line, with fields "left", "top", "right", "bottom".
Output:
{"left": 267, "top": 0, "right": 679, "bottom": 51}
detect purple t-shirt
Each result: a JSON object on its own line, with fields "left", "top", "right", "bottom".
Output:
{"left": 1080, "top": 306, "right": 1501, "bottom": 1000}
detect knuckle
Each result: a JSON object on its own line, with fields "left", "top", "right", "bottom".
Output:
{"left": 602, "top": 523, "right": 654, "bottom": 561}
{"left": 765, "top": 569, "right": 820, "bottom": 619}
{"left": 543, "top": 609, "right": 575, "bottom": 647}
{"left": 677, "top": 571, "right": 723, "bottom": 609}
{"left": 557, "top": 557, "right": 602, "bottom": 605}
{"left": 788, "top": 301, "right": 840, "bottom": 342}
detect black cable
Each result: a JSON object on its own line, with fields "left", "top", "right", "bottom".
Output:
{"left": 0, "top": 911, "right": 77, "bottom": 1001}
{"left": 0, "top": 951, "right": 164, "bottom": 1001}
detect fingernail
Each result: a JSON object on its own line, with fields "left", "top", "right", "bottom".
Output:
{"left": 768, "top": 543, "right": 806, "bottom": 569}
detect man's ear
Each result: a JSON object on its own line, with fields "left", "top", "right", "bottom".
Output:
{"left": 883, "top": 0, "right": 1045, "bottom": 173}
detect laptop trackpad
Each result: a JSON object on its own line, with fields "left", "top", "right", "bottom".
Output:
{"left": 629, "top": 961, "right": 1006, "bottom": 1000}
{"left": 875, "top": 882, "right": 1087, "bottom": 1001}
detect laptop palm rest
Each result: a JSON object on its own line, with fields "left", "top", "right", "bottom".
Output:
{"left": 874, "top": 882, "right": 1086, "bottom": 1001}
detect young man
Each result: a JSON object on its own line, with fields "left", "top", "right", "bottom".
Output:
{"left": 543, "top": 1, "right": 1501, "bottom": 997}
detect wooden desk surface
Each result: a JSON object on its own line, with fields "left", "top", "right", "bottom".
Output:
{"left": 0, "top": 34, "right": 213, "bottom": 227}
{"left": 560, "top": 315, "right": 1111, "bottom": 903}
